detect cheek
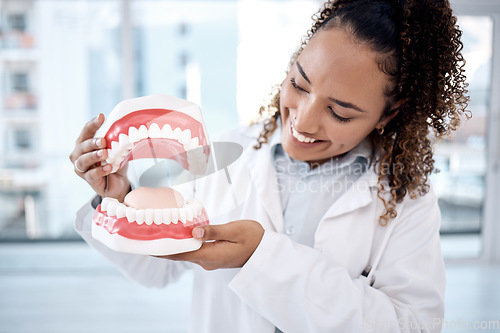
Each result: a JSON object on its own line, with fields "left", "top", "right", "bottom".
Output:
{"left": 324, "top": 119, "right": 376, "bottom": 145}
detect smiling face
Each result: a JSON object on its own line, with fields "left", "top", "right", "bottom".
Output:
{"left": 280, "top": 27, "right": 396, "bottom": 165}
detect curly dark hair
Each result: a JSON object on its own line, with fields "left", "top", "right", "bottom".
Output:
{"left": 254, "top": 0, "right": 470, "bottom": 225}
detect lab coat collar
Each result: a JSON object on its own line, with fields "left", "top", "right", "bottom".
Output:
{"left": 323, "top": 165, "right": 380, "bottom": 219}
{"left": 244, "top": 131, "right": 285, "bottom": 233}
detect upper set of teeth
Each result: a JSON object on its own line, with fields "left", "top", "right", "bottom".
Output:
{"left": 105, "top": 123, "right": 207, "bottom": 173}
{"left": 101, "top": 197, "right": 205, "bottom": 225}
{"left": 291, "top": 123, "right": 317, "bottom": 143}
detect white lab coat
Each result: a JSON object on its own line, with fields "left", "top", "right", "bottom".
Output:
{"left": 75, "top": 123, "right": 445, "bottom": 333}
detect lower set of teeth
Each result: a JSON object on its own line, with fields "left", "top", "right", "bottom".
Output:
{"left": 101, "top": 197, "right": 205, "bottom": 225}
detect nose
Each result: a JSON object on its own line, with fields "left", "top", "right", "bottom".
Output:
{"left": 293, "top": 98, "right": 321, "bottom": 135}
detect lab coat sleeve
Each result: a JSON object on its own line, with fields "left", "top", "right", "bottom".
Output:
{"left": 229, "top": 190, "right": 445, "bottom": 333}
{"left": 75, "top": 198, "right": 191, "bottom": 288}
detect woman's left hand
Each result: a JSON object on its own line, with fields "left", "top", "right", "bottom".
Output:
{"left": 158, "top": 220, "right": 264, "bottom": 270}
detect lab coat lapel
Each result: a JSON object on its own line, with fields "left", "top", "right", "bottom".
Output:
{"left": 324, "top": 167, "right": 380, "bottom": 218}
{"left": 244, "top": 143, "right": 284, "bottom": 233}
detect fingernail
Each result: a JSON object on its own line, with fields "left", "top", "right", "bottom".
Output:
{"left": 94, "top": 114, "right": 101, "bottom": 124}
{"left": 103, "top": 164, "right": 112, "bottom": 173}
{"left": 95, "top": 138, "right": 104, "bottom": 148}
{"left": 193, "top": 227, "right": 204, "bottom": 239}
{"left": 96, "top": 149, "right": 104, "bottom": 158}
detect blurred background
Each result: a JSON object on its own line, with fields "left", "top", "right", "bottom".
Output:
{"left": 0, "top": 0, "right": 499, "bottom": 332}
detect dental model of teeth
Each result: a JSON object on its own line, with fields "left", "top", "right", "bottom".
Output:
{"left": 91, "top": 95, "right": 211, "bottom": 255}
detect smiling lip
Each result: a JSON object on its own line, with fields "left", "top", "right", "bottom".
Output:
{"left": 289, "top": 120, "right": 324, "bottom": 146}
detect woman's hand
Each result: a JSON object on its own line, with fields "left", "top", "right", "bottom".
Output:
{"left": 69, "top": 114, "right": 130, "bottom": 202}
{"left": 159, "top": 220, "right": 265, "bottom": 270}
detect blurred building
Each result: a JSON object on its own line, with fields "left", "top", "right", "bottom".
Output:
{"left": 0, "top": 0, "right": 44, "bottom": 239}
{"left": 0, "top": 0, "right": 240, "bottom": 240}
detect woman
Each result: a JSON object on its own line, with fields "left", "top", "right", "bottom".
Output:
{"left": 70, "top": 0, "right": 468, "bottom": 332}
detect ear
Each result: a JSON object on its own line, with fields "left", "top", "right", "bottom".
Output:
{"left": 376, "top": 99, "right": 405, "bottom": 129}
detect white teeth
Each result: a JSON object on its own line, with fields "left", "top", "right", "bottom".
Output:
{"left": 149, "top": 123, "right": 162, "bottom": 139}
{"left": 111, "top": 140, "right": 120, "bottom": 151}
{"left": 189, "top": 137, "right": 199, "bottom": 151}
{"left": 145, "top": 209, "right": 154, "bottom": 225}
{"left": 138, "top": 125, "right": 148, "bottom": 140}
{"left": 291, "top": 123, "right": 317, "bottom": 143}
{"left": 101, "top": 197, "right": 117, "bottom": 211}
{"left": 107, "top": 201, "right": 118, "bottom": 216}
{"left": 119, "top": 135, "right": 132, "bottom": 155}
{"left": 171, "top": 209, "right": 179, "bottom": 224}
{"left": 116, "top": 206, "right": 126, "bottom": 219}
{"left": 126, "top": 207, "right": 136, "bottom": 223}
{"left": 128, "top": 126, "right": 140, "bottom": 143}
{"left": 106, "top": 149, "right": 114, "bottom": 161}
{"left": 105, "top": 123, "right": 206, "bottom": 174}
{"left": 162, "top": 124, "right": 173, "bottom": 137}
{"left": 180, "top": 129, "right": 191, "bottom": 146}
{"left": 101, "top": 199, "right": 206, "bottom": 225}
{"left": 154, "top": 209, "right": 163, "bottom": 225}
{"left": 163, "top": 209, "right": 171, "bottom": 225}
{"left": 173, "top": 127, "right": 182, "bottom": 137}
{"left": 118, "top": 133, "right": 129, "bottom": 145}
{"left": 179, "top": 208, "right": 187, "bottom": 224}
{"left": 136, "top": 209, "right": 145, "bottom": 225}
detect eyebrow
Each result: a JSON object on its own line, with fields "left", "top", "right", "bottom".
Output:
{"left": 329, "top": 97, "right": 367, "bottom": 113}
{"left": 296, "top": 61, "right": 311, "bottom": 85}
{"left": 296, "top": 61, "right": 367, "bottom": 114}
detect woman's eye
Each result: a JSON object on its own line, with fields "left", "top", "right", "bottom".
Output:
{"left": 328, "top": 106, "right": 352, "bottom": 123}
{"left": 290, "top": 78, "right": 308, "bottom": 93}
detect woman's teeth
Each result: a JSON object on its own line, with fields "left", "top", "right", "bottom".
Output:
{"left": 291, "top": 123, "right": 317, "bottom": 143}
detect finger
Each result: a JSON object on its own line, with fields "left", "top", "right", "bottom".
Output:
{"left": 73, "top": 140, "right": 108, "bottom": 172}
{"left": 70, "top": 113, "right": 107, "bottom": 164}
{"left": 83, "top": 163, "right": 113, "bottom": 184}
{"left": 193, "top": 223, "right": 241, "bottom": 242}
{"left": 70, "top": 136, "right": 107, "bottom": 164}
{"left": 73, "top": 146, "right": 108, "bottom": 174}
{"left": 76, "top": 113, "right": 105, "bottom": 145}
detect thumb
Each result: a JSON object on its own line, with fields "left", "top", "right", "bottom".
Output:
{"left": 192, "top": 223, "right": 237, "bottom": 242}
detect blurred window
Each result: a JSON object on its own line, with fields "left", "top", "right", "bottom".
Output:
{"left": 11, "top": 72, "right": 28, "bottom": 92}
{"left": 7, "top": 13, "right": 26, "bottom": 32}
{"left": 14, "top": 129, "right": 32, "bottom": 149}
{"left": 431, "top": 16, "right": 492, "bottom": 237}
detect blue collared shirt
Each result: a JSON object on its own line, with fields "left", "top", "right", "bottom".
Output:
{"left": 270, "top": 126, "right": 373, "bottom": 247}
